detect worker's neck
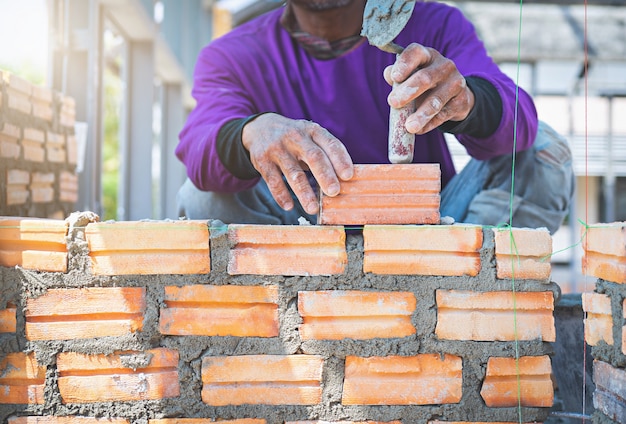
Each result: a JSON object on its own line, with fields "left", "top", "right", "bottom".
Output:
{"left": 289, "top": 0, "right": 366, "bottom": 42}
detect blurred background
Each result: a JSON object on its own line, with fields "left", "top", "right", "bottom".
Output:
{"left": 1, "top": 0, "right": 625, "bottom": 293}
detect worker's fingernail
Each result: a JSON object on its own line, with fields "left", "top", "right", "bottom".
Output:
{"left": 339, "top": 168, "right": 353, "bottom": 180}
{"left": 283, "top": 201, "right": 294, "bottom": 211}
{"left": 326, "top": 183, "right": 340, "bottom": 197}
{"left": 406, "top": 118, "right": 421, "bottom": 133}
{"left": 307, "top": 202, "right": 319, "bottom": 214}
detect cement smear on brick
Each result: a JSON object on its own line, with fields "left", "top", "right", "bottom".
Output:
{"left": 0, "top": 224, "right": 558, "bottom": 423}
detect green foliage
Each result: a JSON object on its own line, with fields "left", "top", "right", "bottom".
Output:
{"left": 102, "top": 67, "right": 122, "bottom": 221}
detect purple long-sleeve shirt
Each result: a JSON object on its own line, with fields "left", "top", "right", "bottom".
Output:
{"left": 176, "top": 2, "right": 538, "bottom": 193}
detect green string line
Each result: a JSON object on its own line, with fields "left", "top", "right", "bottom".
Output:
{"left": 512, "top": 0, "right": 524, "bottom": 421}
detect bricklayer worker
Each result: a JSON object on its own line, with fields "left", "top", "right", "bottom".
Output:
{"left": 175, "top": 0, "right": 575, "bottom": 233}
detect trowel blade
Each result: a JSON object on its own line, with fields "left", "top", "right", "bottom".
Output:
{"left": 361, "top": 0, "right": 416, "bottom": 48}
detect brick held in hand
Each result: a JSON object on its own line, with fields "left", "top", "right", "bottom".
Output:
{"left": 319, "top": 163, "right": 441, "bottom": 225}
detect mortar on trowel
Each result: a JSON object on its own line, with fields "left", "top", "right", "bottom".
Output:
{"left": 361, "top": 0, "right": 416, "bottom": 164}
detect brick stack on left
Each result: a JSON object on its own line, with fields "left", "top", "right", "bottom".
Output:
{"left": 0, "top": 70, "right": 78, "bottom": 218}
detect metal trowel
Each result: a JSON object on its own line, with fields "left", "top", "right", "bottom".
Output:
{"left": 361, "top": 0, "right": 416, "bottom": 164}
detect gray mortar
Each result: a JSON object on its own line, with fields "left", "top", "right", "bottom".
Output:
{"left": 591, "top": 280, "right": 626, "bottom": 369}
{"left": 0, "top": 222, "right": 563, "bottom": 423}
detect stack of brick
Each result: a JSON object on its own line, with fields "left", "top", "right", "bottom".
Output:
{"left": 0, "top": 70, "right": 78, "bottom": 218}
{"left": 0, "top": 209, "right": 558, "bottom": 423}
{"left": 582, "top": 222, "right": 626, "bottom": 423}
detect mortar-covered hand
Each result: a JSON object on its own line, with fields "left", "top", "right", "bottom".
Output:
{"left": 384, "top": 43, "right": 475, "bottom": 134}
{"left": 242, "top": 113, "right": 354, "bottom": 215}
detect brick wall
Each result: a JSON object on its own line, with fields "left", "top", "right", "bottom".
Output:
{"left": 0, "top": 70, "right": 78, "bottom": 218}
{"left": 0, "top": 213, "right": 559, "bottom": 423}
{"left": 581, "top": 222, "right": 626, "bottom": 423}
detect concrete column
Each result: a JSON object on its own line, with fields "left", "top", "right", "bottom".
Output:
{"left": 160, "top": 83, "right": 187, "bottom": 219}
{"left": 48, "top": 0, "right": 104, "bottom": 215}
{"left": 119, "top": 40, "right": 155, "bottom": 220}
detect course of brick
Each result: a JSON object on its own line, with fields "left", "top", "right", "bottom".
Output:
{"left": 581, "top": 222, "right": 626, "bottom": 423}
{"left": 0, "top": 70, "right": 77, "bottom": 218}
{"left": 0, "top": 213, "right": 559, "bottom": 423}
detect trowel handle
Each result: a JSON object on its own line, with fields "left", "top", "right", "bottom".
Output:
{"left": 388, "top": 80, "right": 416, "bottom": 164}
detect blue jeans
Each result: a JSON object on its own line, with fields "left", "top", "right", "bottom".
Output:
{"left": 177, "top": 121, "right": 574, "bottom": 234}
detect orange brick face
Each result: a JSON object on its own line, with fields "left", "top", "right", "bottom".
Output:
{"left": 435, "top": 290, "right": 555, "bottom": 342}
{"left": 57, "top": 348, "right": 180, "bottom": 403}
{"left": 160, "top": 285, "right": 279, "bottom": 337}
{"left": 85, "top": 220, "right": 210, "bottom": 275}
{"left": 0, "top": 217, "right": 68, "bottom": 272}
{"left": 582, "top": 292, "right": 613, "bottom": 346}
{"left": 298, "top": 290, "right": 416, "bottom": 340}
{"left": 25, "top": 287, "right": 146, "bottom": 340}
{"left": 493, "top": 228, "right": 552, "bottom": 280}
{"left": 151, "top": 420, "right": 265, "bottom": 424}
{"left": 201, "top": 355, "right": 324, "bottom": 406}
{"left": 342, "top": 354, "right": 462, "bottom": 405}
{"left": 363, "top": 224, "right": 482, "bottom": 276}
{"left": 0, "top": 302, "right": 17, "bottom": 333}
{"left": 0, "top": 352, "right": 46, "bottom": 404}
{"left": 582, "top": 223, "right": 626, "bottom": 284}
{"left": 318, "top": 164, "right": 440, "bottom": 225}
{"left": 228, "top": 224, "right": 346, "bottom": 276}
{"left": 480, "top": 355, "right": 553, "bottom": 408}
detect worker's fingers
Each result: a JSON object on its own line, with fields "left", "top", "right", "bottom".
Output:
{"left": 389, "top": 43, "right": 431, "bottom": 84}
{"left": 308, "top": 123, "right": 354, "bottom": 182}
{"left": 406, "top": 80, "right": 475, "bottom": 134}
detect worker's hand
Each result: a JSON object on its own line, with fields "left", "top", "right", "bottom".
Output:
{"left": 384, "top": 43, "right": 475, "bottom": 134}
{"left": 242, "top": 113, "right": 354, "bottom": 215}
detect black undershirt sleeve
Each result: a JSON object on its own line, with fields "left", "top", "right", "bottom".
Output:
{"left": 216, "top": 114, "right": 265, "bottom": 180}
{"left": 438, "top": 76, "right": 503, "bottom": 138}
{"left": 216, "top": 78, "right": 503, "bottom": 176}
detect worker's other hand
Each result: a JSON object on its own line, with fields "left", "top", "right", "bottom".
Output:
{"left": 384, "top": 43, "right": 475, "bottom": 134}
{"left": 242, "top": 113, "right": 354, "bottom": 215}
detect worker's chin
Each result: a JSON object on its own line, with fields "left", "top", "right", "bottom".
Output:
{"left": 291, "top": 0, "right": 354, "bottom": 11}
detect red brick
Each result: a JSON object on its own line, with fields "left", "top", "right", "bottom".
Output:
{"left": 151, "top": 420, "right": 265, "bottom": 424}
{"left": 30, "top": 172, "right": 55, "bottom": 203}
{"left": 7, "top": 89, "right": 31, "bottom": 114}
{"left": 435, "top": 290, "right": 555, "bottom": 342}
{"left": 160, "top": 285, "right": 279, "bottom": 337}
{"left": 7, "top": 169, "right": 30, "bottom": 206}
{"left": 57, "top": 348, "right": 179, "bottom": 403}
{"left": 363, "top": 224, "right": 482, "bottom": 276}
{"left": 31, "top": 85, "right": 53, "bottom": 102}
{"left": 493, "top": 228, "right": 552, "bottom": 280}
{"left": 23, "top": 128, "right": 45, "bottom": 163}
{"left": 289, "top": 422, "right": 401, "bottom": 424}
{"left": 67, "top": 135, "right": 78, "bottom": 165}
{"left": 9, "top": 418, "right": 129, "bottom": 424}
{"left": 2, "top": 71, "right": 33, "bottom": 95}
{"left": 0, "top": 123, "right": 21, "bottom": 159}
{"left": 581, "top": 293, "right": 613, "bottom": 346}
{"left": 342, "top": 354, "right": 462, "bottom": 405}
{"left": 480, "top": 355, "right": 553, "bottom": 407}
{"left": 32, "top": 100, "right": 53, "bottom": 122}
{"left": 582, "top": 223, "right": 626, "bottom": 284}
{"left": 85, "top": 220, "right": 210, "bottom": 275}
{"left": 25, "top": 287, "right": 145, "bottom": 340}
{"left": 0, "top": 302, "right": 17, "bottom": 333}
{"left": 0, "top": 217, "right": 68, "bottom": 272}
{"left": 201, "top": 355, "right": 323, "bottom": 405}
{"left": 593, "top": 360, "right": 626, "bottom": 421}
{"left": 59, "top": 171, "right": 78, "bottom": 203}
{"left": 298, "top": 290, "right": 416, "bottom": 340}
{"left": 319, "top": 164, "right": 440, "bottom": 225}
{"left": 46, "top": 131, "right": 66, "bottom": 162}
{"left": 228, "top": 224, "right": 346, "bottom": 276}
{"left": 0, "top": 352, "right": 46, "bottom": 404}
